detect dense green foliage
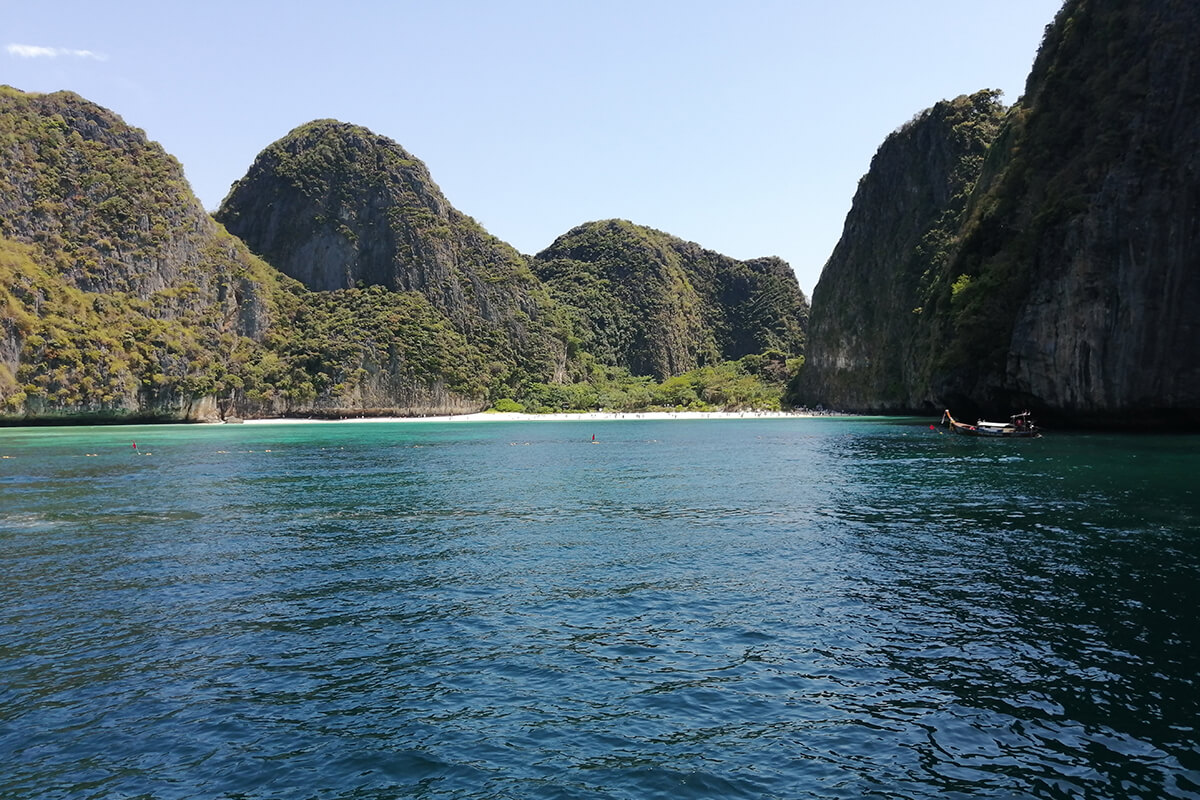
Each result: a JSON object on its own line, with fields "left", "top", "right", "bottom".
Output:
{"left": 1, "top": 87, "right": 811, "bottom": 422}
{"left": 930, "top": 0, "right": 1200, "bottom": 417}
{"left": 214, "top": 118, "right": 579, "bottom": 408}
{"left": 216, "top": 120, "right": 561, "bottom": 340}
{"left": 256, "top": 283, "right": 490, "bottom": 410}
{"left": 932, "top": 2, "right": 1158, "bottom": 373}
{"left": 0, "top": 86, "right": 211, "bottom": 295}
{"left": 1, "top": 234, "right": 249, "bottom": 415}
{"left": 0, "top": 232, "right": 495, "bottom": 418}
{"left": 499, "top": 351, "right": 799, "bottom": 414}
{"left": 0, "top": 89, "right": 503, "bottom": 420}
{"left": 535, "top": 220, "right": 807, "bottom": 380}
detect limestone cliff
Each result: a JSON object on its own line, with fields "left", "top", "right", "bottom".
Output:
{"left": 0, "top": 87, "right": 270, "bottom": 320}
{"left": 795, "top": 0, "right": 1200, "bottom": 426}
{"left": 0, "top": 90, "right": 501, "bottom": 422}
{"left": 796, "top": 91, "right": 1006, "bottom": 410}
{"left": 1, "top": 91, "right": 805, "bottom": 423}
{"left": 0, "top": 87, "right": 276, "bottom": 421}
{"left": 946, "top": 0, "right": 1200, "bottom": 425}
{"left": 215, "top": 120, "right": 565, "bottom": 378}
{"left": 534, "top": 220, "right": 808, "bottom": 380}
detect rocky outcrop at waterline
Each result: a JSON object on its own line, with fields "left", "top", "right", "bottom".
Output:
{"left": 792, "top": 90, "right": 1006, "bottom": 413}
{"left": 792, "top": 0, "right": 1200, "bottom": 427}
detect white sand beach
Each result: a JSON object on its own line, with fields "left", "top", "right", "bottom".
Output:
{"left": 241, "top": 410, "right": 823, "bottom": 425}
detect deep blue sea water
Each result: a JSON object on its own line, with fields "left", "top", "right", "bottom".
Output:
{"left": 1, "top": 417, "right": 1198, "bottom": 799}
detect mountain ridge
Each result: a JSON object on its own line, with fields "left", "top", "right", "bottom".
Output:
{"left": 534, "top": 219, "right": 807, "bottom": 380}
{"left": 0, "top": 87, "right": 808, "bottom": 423}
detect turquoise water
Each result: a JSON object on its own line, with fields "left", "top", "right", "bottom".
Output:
{"left": 1, "top": 417, "right": 1197, "bottom": 799}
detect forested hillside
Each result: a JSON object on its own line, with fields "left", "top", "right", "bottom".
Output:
{"left": 0, "top": 86, "right": 275, "bottom": 420}
{"left": 534, "top": 219, "right": 807, "bottom": 380}
{"left": 0, "top": 91, "right": 545, "bottom": 420}
{"left": 0, "top": 88, "right": 808, "bottom": 422}
{"left": 215, "top": 119, "right": 568, "bottom": 389}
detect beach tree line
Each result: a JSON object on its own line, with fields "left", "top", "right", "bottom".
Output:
{"left": 492, "top": 351, "right": 802, "bottom": 414}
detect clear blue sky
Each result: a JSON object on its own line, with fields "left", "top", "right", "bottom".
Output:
{"left": 4, "top": 0, "right": 1061, "bottom": 297}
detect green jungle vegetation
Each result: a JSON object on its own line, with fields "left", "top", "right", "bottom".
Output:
{"left": 0, "top": 86, "right": 211, "bottom": 295}
{"left": 498, "top": 351, "right": 802, "bottom": 414}
{"left": 1, "top": 233, "right": 253, "bottom": 415}
{"left": 535, "top": 219, "right": 807, "bottom": 381}
{"left": 796, "top": 0, "right": 1200, "bottom": 420}
{"left": 217, "top": 119, "right": 542, "bottom": 297}
{"left": 1, "top": 226, "right": 800, "bottom": 417}
{"left": 911, "top": 0, "right": 1200, "bottom": 413}
{"left": 1, "top": 228, "right": 550, "bottom": 417}
{"left": 932, "top": 0, "right": 1154, "bottom": 375}
{"left": 210, "top": 118, "right": 808, "bottom": 414}
{"left": 1, "top": 87, "right": 809, "bottom": 421}
{"left": 214, "top": 117, "right": 568, "bottom": 377}
{"left": 1, "top": 210, "right": 800, "bottom": 419}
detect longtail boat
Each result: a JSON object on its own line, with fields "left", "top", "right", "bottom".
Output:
{"left": 941, "top": 409, "right": 1040, "bottom": 438}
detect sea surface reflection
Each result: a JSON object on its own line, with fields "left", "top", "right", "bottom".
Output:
{"left": 1, "top": 418, "right": 1197, "bottom": 798}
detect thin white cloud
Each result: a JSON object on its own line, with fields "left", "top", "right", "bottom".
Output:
{"left": 6, "top": 43, "right": 107, "bottom": 61}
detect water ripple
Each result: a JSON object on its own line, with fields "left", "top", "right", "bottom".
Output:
{"left": 1, "top": 419, "right": 1198, "bottom": 798}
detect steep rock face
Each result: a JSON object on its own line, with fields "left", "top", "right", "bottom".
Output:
{"left": 215, "top": 120, "right": 564, "bottom": 373}
{"left": 0, "top": 87, "right": 280, "bottom": 422}
{"left": 217, "top": 120, "right": 453, "bottom": 294}
{"left": 0, "top": 315, "right": 23, "bottom": 397}
{"left": 0, "top": 90, "right": 497, "bottom": 423}
{"left": 943, "top": 0, "right": 1200, "bottom": 423}
{"left": 1, "top": 91, "right": 811, "bottom": 422}
{"left": 226, "top": 284, "right": 495, "bottom": 420}
{"left": 796, "top": 91, "right": 1006, "bottom": 410}
{"left": 796, "top": 0, "right": 1200, "bottom": 425}
{"left": 0, "top": 86, "right": 267, "bottom": 319}
{"left": 534, "top": 220, "right": 808, "bottom": 380}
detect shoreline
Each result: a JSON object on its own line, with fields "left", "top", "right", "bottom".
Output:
{"left": 241, "top": 410, "right": 831, "bottom": 425}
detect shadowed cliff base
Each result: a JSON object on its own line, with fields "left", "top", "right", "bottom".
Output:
{"left": 793, "top": 0, "right": 1200, "bottom": 430}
